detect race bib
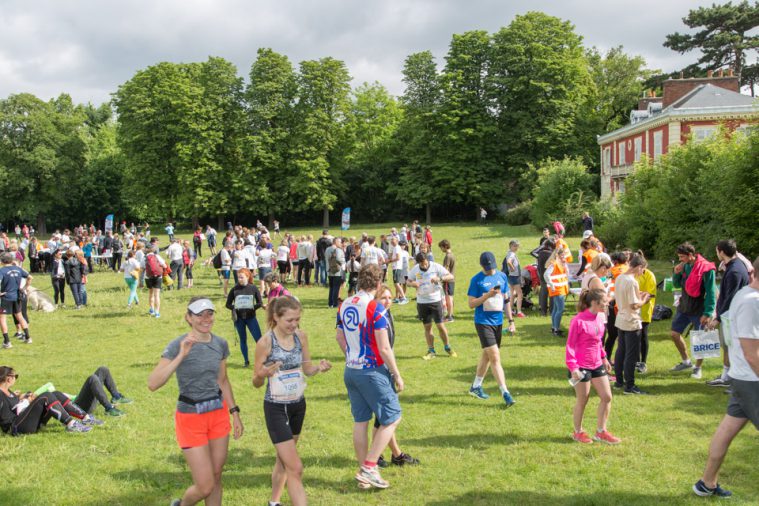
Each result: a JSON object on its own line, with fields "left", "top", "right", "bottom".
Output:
{"left": 483, "top": 293, "right": 504, "bottom": 312}
{"left": 418, "top": 281, "right": 436, "bottom": 296}
{"left": 269, "top": 367, "right": 307, "bottom": 402}
{"left": 235, "top": 294, "right": 254, "bottom": 310}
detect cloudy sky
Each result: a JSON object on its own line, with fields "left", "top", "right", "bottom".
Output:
{"left": 0, "top": 0, "right": 733, "bottom": 105}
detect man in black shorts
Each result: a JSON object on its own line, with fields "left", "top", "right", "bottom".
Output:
{"left": 0, "top": 253, "right": 32, "bottom": 347}
{"left": 407, "top": 253, "right": 456, "bottom": 360}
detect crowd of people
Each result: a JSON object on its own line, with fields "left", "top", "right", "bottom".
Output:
{"left": 1, "top": 214, "right": 758, "bottom": 503}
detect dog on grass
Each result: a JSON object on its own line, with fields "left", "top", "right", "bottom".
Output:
{"left": 27, "top": 287, "right": 56, "bottom": 313}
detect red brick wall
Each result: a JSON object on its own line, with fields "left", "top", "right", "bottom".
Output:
{"left": 662, "top": 76, "right": 740, "bottom": 108}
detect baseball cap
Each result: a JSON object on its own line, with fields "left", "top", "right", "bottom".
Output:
{"left": 582, "top": 230, "right": 593, "bottom": 239}
{"left": 187, "top": 298, "right": 216, "bottom": 315}
{"left": 480, "top": 252, "right": 497, "bottom": 270}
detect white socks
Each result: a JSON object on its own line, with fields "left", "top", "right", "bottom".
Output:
{"left": 472, "top": 376, "right": 484, "bottom": 388}
{"left": 499, "top": 385, "right": 510, "bottom": 395}
{"left": 722, "top": 366, "right": 730, "bottom": 381}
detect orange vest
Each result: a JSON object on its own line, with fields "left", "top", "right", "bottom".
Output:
{"left": 557, "top": 238, "right": 573, "bottom": 263}
{"left": 582, "top": 249, "right": 599, "bottom": 274}
{"left": 548, "top": 261, "right": 569, "bottom": 297}
{"left": 608, "top": 264, "right": 629, "bottom": 297}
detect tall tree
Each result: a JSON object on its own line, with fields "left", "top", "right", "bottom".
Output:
{"left": 395, "top": 51, "right": 442, "bottom": 223}
{"left": 491, "top": 12, "right": 594, "bottom": 196}
{"left": 290, "top": 57, "right": 352, "bottom": 227}
{"left": 664, "top": 0, "right": 759, "bottom": 92}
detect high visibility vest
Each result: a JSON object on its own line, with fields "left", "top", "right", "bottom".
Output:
{"left": 582, "top": 249, "right": 599, "bottom": 274}
{"left": 608, "top": 264, "right": 629, "bottom": 297}
{"left": 557, "top": 239, "right": 573, "bottom": 263}
{"left": 548, "top": 261, "right": 569, "bottom": 297}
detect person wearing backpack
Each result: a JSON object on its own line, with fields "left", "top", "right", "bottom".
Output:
{"left": 325, "top": 238, "right": 345, "bottom": 308}
{"left": 145, "top": 245, "right": 167, "bottom": 318}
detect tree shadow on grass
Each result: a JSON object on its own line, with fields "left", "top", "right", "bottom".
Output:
{"left": 427, "top": 489, "right": 689, "bottom": 506}
{"left": 405, "top": 432, "right": 570, "bottom": 449}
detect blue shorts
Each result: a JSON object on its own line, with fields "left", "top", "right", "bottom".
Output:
{"left": 220, "top": 269, "right": 230, "bottom": 280}
{"left": 671, "top": 310, "right": 702, "bottom": 334}
{"left": 343, "top": 367, "right": 401, "bottom": 426}
{"left": 507, "top": 275, "right": 521, "bottom": 287}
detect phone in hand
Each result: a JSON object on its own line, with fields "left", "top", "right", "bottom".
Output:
{"left": 493, "top": 285, "right": 501, "bottom": 291}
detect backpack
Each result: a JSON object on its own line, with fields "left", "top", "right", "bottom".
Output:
{"left": 145, "top": 253, "right": 163, "bottom": 278}
{"left": 328, "top": 248, "right": 339, "bottom": 274}
{"left": 652, "top": 304, "right": 673, "bottom": 321}
{"left": 212, "top": 251, "right": 223, "bottom": 269}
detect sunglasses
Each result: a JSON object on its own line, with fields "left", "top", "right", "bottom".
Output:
{"left": 8, "top": 374, "right": 18, "bottom": 379}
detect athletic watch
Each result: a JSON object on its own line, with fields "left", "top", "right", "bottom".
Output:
{"left": 229, "top": 405, "right": 240, "bottom": 415}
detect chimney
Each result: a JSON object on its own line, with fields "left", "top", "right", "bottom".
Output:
{"left": 728, "top": 68, "right": 734, "bottom": 77}
{"left": 662, "top": 72, "right": 741, "bottom": 108}
{"left": 707, "top": 70, "right": 713, "bottom": 77}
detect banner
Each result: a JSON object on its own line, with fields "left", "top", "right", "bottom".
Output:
{"left": 104, "top": 214, "right": 114, "bottom": 232}
{"left": 341, "top": 208, "right": 351, "bottom": 231}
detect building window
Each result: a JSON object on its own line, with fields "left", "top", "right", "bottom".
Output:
{"left": 691, "top": 126, "right": 717, "bottom": 143}
{"left": 634, "top": 137, "right": 642, "bottom": 162}
{"left": 618, "top": 141, "right": 626, "bottom": 165}
{"left": 653, "top": 131, "right": 663, "bottom": 160}
{"left": 603, "top": 148, "right": 611, "bottom": 173}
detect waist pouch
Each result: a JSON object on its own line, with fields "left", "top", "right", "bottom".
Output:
{"left": 179, "top": 391, "right": 223, "bottom": 414}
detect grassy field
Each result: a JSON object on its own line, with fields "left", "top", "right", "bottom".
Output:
{"left": 1, "top": 222, "right": 755, "bottom": 506}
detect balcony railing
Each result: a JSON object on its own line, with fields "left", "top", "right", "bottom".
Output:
{"left": 606, "top": 163, "right": 634, "bottom": 178}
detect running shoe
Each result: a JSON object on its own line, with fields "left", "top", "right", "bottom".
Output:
{"left": 377, "top": 455, "right": 389, "bottom": 468}
{"left": 106, "top": 407, "right": 125, "bottom": 417}
{"left": 355, "top": 465, "right": 389, "bottom": 489}
{"left": 170, "top": 500, "right": 182, "bottom": 506}
{"left": 356, "top": 482, "right": 372, "bottom": 490}
{"left": 23, "top": 338, "right": 32, "bottom": 344}
{"left": 422, "top": 351, "right": 436, "bottom": 361}
{"left": 635, "top": 362, "right": 647, "bottom": 374}
{"left": 446, "top": 348, "right": 458, "bottom": 358}
{"left": 111, "top": 395, "right": 133, "bottom": 404}
{"left": 154, "top": 313, "right": 161, "bottom": 319}
{"left": 612, "top": 382, "right": 623, "bottom": 390}
{"left": 693, "top": 479, "right": 732, "bottom": 498}
{"left": 14, "top": 332, "right": 24, "bottom": 339}
{"left": 82, "top": 416, "right": 105, "bottom": 426}
{"left": 444, "top": 316, "right": 454, "bottom": 323}
{"left": 502, "top": 391, "right": 516, "bottom": 407}
{"left": 469, "top": 386, "right": 490, "bottom": 400}
{"left": 706, "top": 376, "right": 731, "bottom": 387}
{"left": 593, "top": 430, "right": 621, "bottom": 445}
{"left": 2, "top": 342, "right": 12, "bottom": 349}
{"left": 670, "top": 362, "right": 693, "bottom": 372}
{"left": 392, "top": 298, "right": 400, "bottom": 304}
{"left": 66, "top": 420, "right": 93, "bottom": 433}
{"left": 623, "top": 386, "right": 648, "bottom": 395}
{"left": 391, "top": 453, "right": 420, "bottom": 466}
{"left": 149, "top": 308, "right": 155, "bottom": 316}
{"left": 516, "top": 312, "right": 526, "bottom": 318}
{"left": 691, "top": 367, "right": 702, "bottom": 379}
{"left": 572, "top": 431, "right": 593, "bottom": 444}
{"left": 398, "top": 298, "right": 409, "bottom": 305}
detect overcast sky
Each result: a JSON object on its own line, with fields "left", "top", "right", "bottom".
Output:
{"left": 0, "top": 0, "right": 738, "bottom": 105}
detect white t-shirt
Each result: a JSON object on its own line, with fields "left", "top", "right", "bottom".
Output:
{"left": 220, "top": 248, "right": 232, "bottom": 270}
{"left": 361, "top": 246, "right": 386, "bottom": 266}
{"left": 123, "top": 258, "right": 140, "bottom": 279}
{"left": 391, "top": 245, "right": 403, "bottom": 270}
{"left": 232, "top": 249, "right": 249, "bottom": 270}
{"left": 408, "top": 262, "right": 449, "bottom": 304}
{"left": 727, "top": 286, "right": 759, "bottom": 382}
{"left": 257, "top": 248, "right": 274, "bottom": 269}
{"left": 167, "top": 242, "right": 183, "bottom": 262}
{"left": 276, "top": 245, "right": 289, "bottom": 262}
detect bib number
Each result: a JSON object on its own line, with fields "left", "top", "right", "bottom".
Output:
{"left": 483, "top": 293, "right": 504, "bottom": 312}
{"left": 270, "top": 367, "right": 307, "bottom": 402}
{"left": 235, "top": 294, "right": 254, "bottom": 310}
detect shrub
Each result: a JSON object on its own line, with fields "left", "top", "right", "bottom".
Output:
{"left": 504, "top": 200, "right": 532, "bottom": 225}
{"left": 530, "top": 157, "right": 596, "bottom": 232}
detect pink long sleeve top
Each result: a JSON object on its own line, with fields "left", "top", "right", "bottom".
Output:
{"left": 565, "top": 309, "right": 607, "bottom": 372}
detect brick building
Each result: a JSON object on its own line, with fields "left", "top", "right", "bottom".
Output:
{"left": 597, "top": 71, "right": 758, "bottom": 198}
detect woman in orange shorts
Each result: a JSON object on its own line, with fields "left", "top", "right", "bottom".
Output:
{"left": 148, "top": 296, "right": 244, "bottom": 506}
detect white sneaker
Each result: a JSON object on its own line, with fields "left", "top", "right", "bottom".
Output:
{"left": 691, "top": 367, "right": 702, "bottom": 379}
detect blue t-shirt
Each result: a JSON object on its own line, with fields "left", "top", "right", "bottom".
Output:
{"left": 467, "top": 271, "right": 510, "bottom": 326}
{"left": 0, "top": 265, "right": 29, "bottom": 302}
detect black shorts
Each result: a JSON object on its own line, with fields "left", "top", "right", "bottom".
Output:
{"left": 417, "top": 301, "right": 444, "bottom": 324}
{"left": 727, "top": 378, "right": 759, "bottom": 430}
{"left": 475, "top": 323, "right": 502, "bottom": 348}
{"left": 392, "top": 269, "right": 403, "bottom": 284}
{"left": 0, "top": 299, "right": 21, "bottom": 315}
{"left": 145, "top": 276, "right": 162, "bottom": 290}
{"left": 567, "top": 365, "right": 608, "bottom": 383}
{"left": 443, "top": 281, "right": 455, "bottom": 296}
{"left": 264, "top": 398, "right": 307, "bottom": 444}
{"left": 185, "top": 267, "right": 193, "bottom": 279}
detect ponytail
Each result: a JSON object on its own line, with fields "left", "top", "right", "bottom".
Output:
{"left": 577, "top": 289, "right": 606, "bottom": 312}
{"left": 266, "top": 295, "right": 302, "bottom": 329}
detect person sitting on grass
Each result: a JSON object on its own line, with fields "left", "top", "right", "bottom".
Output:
{"left": 74, "top": 366, "right": 132, "bottom": 417}
{"left": 0, "top": 366, "right": 99, "bottom": 434}
{"left": 566, "top": 289, "right": 620, "bottom": 444}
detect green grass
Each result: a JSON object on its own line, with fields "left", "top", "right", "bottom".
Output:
{"left": 1, "top": 223, "right": 755, "bottom": 505}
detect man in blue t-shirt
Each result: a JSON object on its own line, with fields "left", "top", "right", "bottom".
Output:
{"left": 0, "top": 252, "right": 32, "bottom": 347}
{"left": 466, "top": 252, "right": 516, "bottom": 406}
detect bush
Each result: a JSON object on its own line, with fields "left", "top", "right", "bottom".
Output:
{"left": 530, "top": 157, "right": 596, "bottom": 232}
{"left": 504, "top": 200, "right": 532, "bottom": 225}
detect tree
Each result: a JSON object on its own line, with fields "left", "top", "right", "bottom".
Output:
{"left": 664, "top": 1, "right": 759, "bottom": 92}
{"left": 491, "top": 12, "right": 594, "bottom": 196}
{"left": 0, "top": 93, "right": 87, "bottom": 234}
{"left": 395, "top": 51, "right": 442, "bottom": 224}
{"left": 529, "top": 157, "right": 596, "bottom": 231}
{"left": 290, "top": 57, "right": 352, "bottom": 227}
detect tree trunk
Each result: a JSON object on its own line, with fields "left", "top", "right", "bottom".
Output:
{"left": 323, "top": 207, "right": 330, "bottom": 229}
{"left": 268, "top": 211, "right": 274, "bottom": 230}
{"left": 36, "top": 213, "right": 47, "bottom": 237}
{"left": 217, "top": 215, "right": 224, "bottom": 230}
{"left": 192, "top": 215, "right": 199, "bottom": 231}
{"left": 425, "top": 204, "right": 431, "bottom": 226}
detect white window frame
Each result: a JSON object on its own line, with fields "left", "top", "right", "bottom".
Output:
{"left": 691, "top": 125, "right": 717, "bottom": 143}
{"left": 634, "top": 137, "right": 642, "bottom": 162}
{"left": 618, "top": 141, "right": 626, "bottom": 165}
{"left": 653, "top": 131, "right": 663, "bottom": 160}
{"left": 603, "top": 147, "right": 611, "bottom": 173}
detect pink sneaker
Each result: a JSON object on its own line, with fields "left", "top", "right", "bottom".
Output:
{"left": 593, "top": 430, "right": 621, "bottom": 445}
{"left": 572, "top": 431, "right": 593, "bottom": 444}
{"left": 516, "top": 312, "right": 526, "bottom": 318}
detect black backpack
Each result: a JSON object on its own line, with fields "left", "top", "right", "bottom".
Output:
{"left": 652, "top": 304, "right": 673, "bottom": 321}
{"left": 212, "top": 252, "right": 223, "bottom": 269}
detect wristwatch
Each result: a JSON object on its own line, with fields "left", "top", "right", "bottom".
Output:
{"left": 508, "top": 319, "right": 515, "bottom": 323}
{"left": 229, "top": 405, "right": 240, "bottom": 415}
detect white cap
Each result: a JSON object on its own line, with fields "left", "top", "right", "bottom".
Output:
{"left": 187, "top": 298, "right": 216, "bottom": 314}
{"left": 582, "top": 230, "right": 593, "bottom": 239}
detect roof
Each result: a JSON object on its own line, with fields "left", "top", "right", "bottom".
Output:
{"left": 670, "top": 84, "right": 756, "bottom": 110}
{"left": 598, "top": 85, "right": 758, "bottom": 144}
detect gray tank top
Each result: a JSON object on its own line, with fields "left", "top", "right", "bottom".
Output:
{"left": 264, "top": 330, "right": 304, "bottom": 404}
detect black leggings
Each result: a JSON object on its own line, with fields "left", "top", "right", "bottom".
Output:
{"left": 52, "top": 277, "right": 66, "bottom": 304}
{"left": 12, "top": 294, "right": 29, "bottom": 325}
{"left": 640, "top": 322, "right": 650, "bottom": 363}
{"left": 604, "top": 303, "right": 618, "bottom": 360}
{"left": 298, "top": 259, "right": 312, "bottom": 285}
{"left": 12, "top": 391, "right": 86, "bottom": 434}
{"left": 76, "top": 366, "right": 121, "bottom": 413}
{"left": 194, "top": 241, "right": 202, "bottom": 257}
